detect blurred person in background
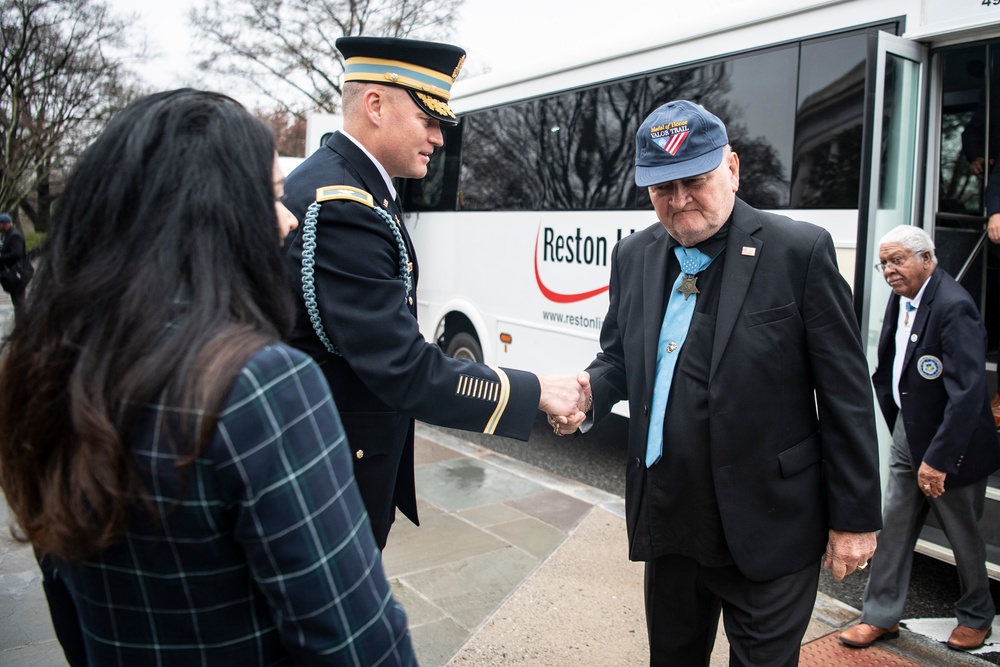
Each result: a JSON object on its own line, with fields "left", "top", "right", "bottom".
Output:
{"left": 0, "top": 212, "right": 33, "bottom": 324}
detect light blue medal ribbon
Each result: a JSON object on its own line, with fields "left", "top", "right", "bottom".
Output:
{"left": 645, "top": 245, "right": 718, "bottom": 467}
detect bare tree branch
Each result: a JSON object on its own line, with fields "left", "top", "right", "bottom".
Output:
{"left": 190, "top": 0, "right": 463, "bottom": 116}
{"left": 0, "top": 0, "right": 145, "bottom": 230}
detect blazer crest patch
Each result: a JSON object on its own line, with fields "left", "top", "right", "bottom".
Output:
{"left": 917, "top": 355, "right": 942, "bottom": 380}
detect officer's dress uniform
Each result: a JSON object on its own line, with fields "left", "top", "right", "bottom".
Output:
{"left": 282, "top": 38, "right": 542, "bottom": 548}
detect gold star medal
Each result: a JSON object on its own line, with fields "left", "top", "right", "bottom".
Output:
{"left": 677, "top": 274, "right": 700, "bottom": 300}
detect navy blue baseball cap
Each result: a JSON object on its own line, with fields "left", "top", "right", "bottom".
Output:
{"left": 0, "top": 213, "right": 10, "bottom": 224}
{"left": 634, "top": 100, "right": 729, "bottom": 187}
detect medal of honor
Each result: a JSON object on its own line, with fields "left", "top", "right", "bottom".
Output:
{"left": 678, "top": 274, "right": 699, "bottom": 300}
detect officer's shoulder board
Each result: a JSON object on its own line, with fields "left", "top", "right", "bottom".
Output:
{"left": 315, "top": 185, "right": 375, "bottom": 208}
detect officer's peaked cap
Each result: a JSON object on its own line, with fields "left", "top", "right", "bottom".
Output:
{"left": 337, "top": 36, "right": 466, "bottom": 126}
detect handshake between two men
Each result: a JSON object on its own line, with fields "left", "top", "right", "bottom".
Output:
{"left": 538, "top": 371, "right": 592, "bottom": 437}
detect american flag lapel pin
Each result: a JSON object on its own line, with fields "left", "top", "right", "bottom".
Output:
{"left": 742, "top": 246, "right": 756, "bottom": 256}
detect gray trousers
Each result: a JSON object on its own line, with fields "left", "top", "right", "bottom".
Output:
{"left": 860, "top": 416, "right": 994, "bottom": 629}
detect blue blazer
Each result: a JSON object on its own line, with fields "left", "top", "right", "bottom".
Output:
{"left": 872, "top": 269, "right": 1000, "bottom": 488}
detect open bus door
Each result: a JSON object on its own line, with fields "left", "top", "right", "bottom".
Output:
{"left": 857, "top": 29, "right": 1000, "bottom": 578}
{"left": 855, "top": 33, "right": 960, "bottom": 567}
{"left": 928, "top": 37, "right": 1000, "bottom": 578}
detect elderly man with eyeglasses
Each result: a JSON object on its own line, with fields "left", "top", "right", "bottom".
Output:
{"left": 840, "top": 224, "right": 1000, "bottom": 652}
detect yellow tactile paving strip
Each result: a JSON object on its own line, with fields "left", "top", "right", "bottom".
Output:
{"left": 799, "top": 633, "right": 924, "bottom": 666}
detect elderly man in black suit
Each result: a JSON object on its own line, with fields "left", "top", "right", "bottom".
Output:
{"left": 566, "top": 100, "right": 882, "bottom": 666}
{"left": 839, "top": 225, "right": 999, "bottom": 652}
{"left": 282, "top": 37, "right": 589, "bottom": 550}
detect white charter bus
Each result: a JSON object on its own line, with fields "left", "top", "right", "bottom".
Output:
{"left": 314, "top": 0, "right": 1000, "bottom": 573}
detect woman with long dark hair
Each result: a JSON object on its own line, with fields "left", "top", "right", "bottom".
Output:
{"left": 0, "top": 89, "right": 415, "bottom": 665}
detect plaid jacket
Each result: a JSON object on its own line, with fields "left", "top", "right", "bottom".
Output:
{"left": 53, "top": 343, "right": 415, "bottom": 665}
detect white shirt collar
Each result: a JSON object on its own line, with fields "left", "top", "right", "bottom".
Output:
{"left": 340, "top": 130, "right": 397, "bottom": 201}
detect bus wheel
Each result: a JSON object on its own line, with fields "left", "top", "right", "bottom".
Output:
{"left": 446, "top": 332, "right": 483, "bottom": 363}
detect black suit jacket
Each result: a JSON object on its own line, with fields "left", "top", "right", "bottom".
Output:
{"left": 871, "top": 269, "right": 1000, "bottom": 488}
{"left": 283, "top": 132, "right": 541, "bottom": 546}
{"left": 585, "top": 198, "right": 882, "bottom": 581}
{"left": 0, "top": 226, "right": 29, "bottom": 293}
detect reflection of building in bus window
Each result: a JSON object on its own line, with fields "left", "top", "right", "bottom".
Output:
{"left": 790, "top": 35, "right": 867, "bottom": 209}
{"left": 647, "top": 52, "right": 797, "bottom": 209}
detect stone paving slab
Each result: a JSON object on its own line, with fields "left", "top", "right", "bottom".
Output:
{"left": 449, "top": 507, "right": 647, "bottom": 666}
{"left": 1, "top": 400, "right": 998, "bottom": 667}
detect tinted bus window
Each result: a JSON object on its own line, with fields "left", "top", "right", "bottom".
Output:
{"left": 406, "top": 25, "right": 885, "bottom": 214}
{"left": 404, "top": 123, "right": 462, "bottom": 212}
{"left": 458, "top": 102, "right": 540, "bottom": 210}
{"left": 536, "top": 79, "right": 647, "bottom": 210}
{"left": 646, "top": 47, "right": 798, "bottom": 209}
{"left": 791, "top": 32, "right": 868, "bottom": 208}
{"left": 458, "top": 78, "right": 647, "bottom": 211}
{"left": 938, "top": 43, "right": 998, "bottom": 217}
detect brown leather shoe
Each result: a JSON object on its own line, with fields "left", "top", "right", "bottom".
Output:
{"left": 992, "top": 393, "right": 1000, "bottom": 428}
{"left": 947, "top": 625, "right": 992, "bottom": 651}
{"left": 839, "top": 622, "right": 900, "bottom": 648}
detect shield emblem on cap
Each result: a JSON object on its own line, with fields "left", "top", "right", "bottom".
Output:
{"left": 656, "top": 130, "right": 690, "bottom": 155}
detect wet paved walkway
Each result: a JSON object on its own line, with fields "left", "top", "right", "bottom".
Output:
{"left": 4, "top": 421, "right": 999, "bottom": 665}
{"left": 0, "top": 286, "right": 999, "bottom": 664}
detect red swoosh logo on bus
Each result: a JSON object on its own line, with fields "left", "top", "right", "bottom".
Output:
{"left": 533, "top": 228, "right": 610, "bottom": 303}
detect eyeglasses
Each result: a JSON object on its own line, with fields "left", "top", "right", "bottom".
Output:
{"left": 874, "top": 253, "right": 917, "bottom": 272}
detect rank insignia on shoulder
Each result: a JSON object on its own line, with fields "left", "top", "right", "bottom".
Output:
{"left": 316, "top": 185, "right": 375, "bottom": 208}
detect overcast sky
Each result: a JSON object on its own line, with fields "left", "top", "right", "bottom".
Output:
{"left": 107, "top": 0, "right": 696, "bottom": 105}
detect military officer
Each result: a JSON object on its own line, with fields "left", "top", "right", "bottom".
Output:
{"left": 283, "top": 36, "right": 590, "bottom": 548}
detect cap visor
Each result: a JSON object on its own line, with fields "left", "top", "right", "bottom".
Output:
{"left": 406, "top": 89, "right": 458, "bottom": 126}
{"left": 635, "top": 146, "right": 725, "bottom": 187}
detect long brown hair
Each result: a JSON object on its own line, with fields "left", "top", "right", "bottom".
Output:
{"left": 0, "top": 89, "right": 294, "bottom": 561}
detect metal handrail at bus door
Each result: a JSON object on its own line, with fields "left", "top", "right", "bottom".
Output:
{"left": 934, "top": 212, "right": 989, "bottom": 283}
{"left": 955, "top": 227, "right": 989, "bottom": 283}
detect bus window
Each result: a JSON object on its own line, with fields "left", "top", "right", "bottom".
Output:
{"left": 459, "top": 102, "right": 542, "bottom": 211}
{"left": 791, "top": 31, "right": 870, "bottom": 209}
{"left": 645, "top": 47, "right": 797, "bottom": 209}
{"left": 939, "top": 44, "right": 993, "bottom": 218}
{"left": 934, "top": 42, "right": 1000, "bottom": 352}
{"left": 403, "top": 123, "right": 462, "bottom": 212}
{"left": 457, "top": 78, "right": 647, "bottom": 212}
{"left": 935, "top": 44, "right": 995, "bottom": 285}
{"left": 534, "top": 79, "right": 647, "bottom": 210}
